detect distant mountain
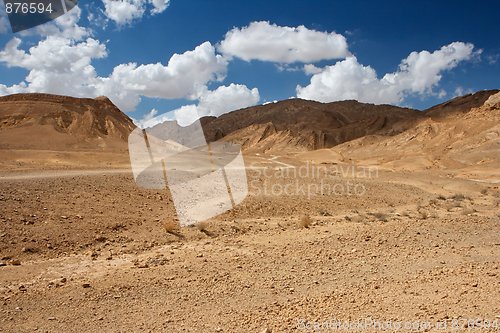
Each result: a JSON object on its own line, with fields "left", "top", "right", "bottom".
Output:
{"left": 302, "top": 90, "right": 500, "bottom": 173}
{"left": 0, "top": 90, "right": 498, "bottom": 164}
{"left": 425, "top": 89, "right": 499, "bottom": 118}
{"left": 199, "top": 99, "right": 422, "bottom": 152}
{"left": 0, "top": 94, "right": 135, "bottom": 151}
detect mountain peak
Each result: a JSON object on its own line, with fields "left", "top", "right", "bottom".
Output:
{"left": 0, "top": 93, "right": 135, "bottom": 152}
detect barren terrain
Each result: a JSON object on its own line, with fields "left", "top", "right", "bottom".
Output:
{"left": 0, "top": 92, "right": 499, "bottom": 332}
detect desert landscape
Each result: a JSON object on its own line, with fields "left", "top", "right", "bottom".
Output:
{"left": 0, "top": 90, "right": 499, "bottom": 332}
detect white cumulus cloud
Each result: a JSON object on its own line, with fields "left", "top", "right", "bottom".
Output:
{"left": 102, "top": 0, "right": 170, "bottom": 26}
{"left": 0, "top": 38, "right": 228, "bottom": 112}
{"left": 196, "top": 83, "right": 260, "bottom": 118}
{"left": 140, "top": 84, "right": 260, "bottom": 128}
{"left": 0, "top": 36, "right": 107, "bottom": 97}
{"left": 172, "top": 84, "right": 260, "bottom": 127}
{"left": 97, "top": 41, "right": 228, "bottom": 110}
{"left": 218, "top": 21, "right": 349, "bottom": 64}
{"left": 297, "top": 42, "right": 479, "bottom": 104}
{"left": 303, "top": 64, "right": 323, "bottom": 75}
{"left": 149, "top": 0, "right": 170, "bottom": 14}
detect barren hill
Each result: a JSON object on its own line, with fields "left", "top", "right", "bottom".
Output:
{"left": 200, "top": 99, "right": 422, "bottom": 152}
{"left": 300, "top": 91, "right": 500, "bottom": 177}
{"left": 1, "top": 90, "right": 499, "bottom": 172}
{"left": 425, "top": 89, "right": 499, "bottom": 118}
{"left": 0, "top": 93, "right": 135, "bottom": 151}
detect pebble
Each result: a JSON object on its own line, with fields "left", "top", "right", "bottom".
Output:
{"left": 82, "top": 283, "right": 91, "bottom": 288}
{"left": 9, "top": 259, "right": 21, "bottom": 266}
{"left": 48, "top": 277, "right": 67, "bottom": 287}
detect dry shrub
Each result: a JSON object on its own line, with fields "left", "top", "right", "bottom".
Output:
{"left": 346, "top": 214, "right": 365, "bottom": 223}
{"left": 164, "top": 220, "right": 179, "bottom": 233}
{"left": 197, "top": 221, "right": 215, "bottom": 235}
{"left": 446, "top": 201, "right": 462, "bottom": 211}
{"left": 451, "top": 193, "right": 467, "bottom": 201}
{"left": 370, "top": 212, "right": 388, "bottom": 222}
{"left": 417, "top": 205, "right": 430, "bottom": 220}
{"left": 196, "top": 221, "right": 209, "bottom": 232}
{"left": 319, "top": 210, "right": 331, "bottom": 216}
{"left": 419, "top": 210, "right": 429, "bottom": 219}
{"left": 461, "top": 208, "right": 475, "bottom": 216}
{"left": 298, "top": 215, "right": 312, "bottom": 228}
{"left": 429, "top": 199, "right": 438, "bottom": 206}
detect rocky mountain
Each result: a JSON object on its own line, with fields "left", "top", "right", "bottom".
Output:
{"left": 425, "top": 89, "right": 499, "bottom": 118}
{"left": 299, "top": 90, "right": 500, "bottom": 174}
{"left": 0, "top": 94, "right": 135, "bottom": 151}
{"left": 0, "top": 90, "right": 498, "bottom": 166}
{"left": 199, "top": 99, "right": 422, "bottom": 152}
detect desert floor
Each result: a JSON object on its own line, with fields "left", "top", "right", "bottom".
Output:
{"left": 0, "top": 154, "right": 499, "bottom": 332}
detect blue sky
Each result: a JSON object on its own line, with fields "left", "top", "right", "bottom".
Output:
{"left": 0, "top": 0, "right": 498, "bottom": 127}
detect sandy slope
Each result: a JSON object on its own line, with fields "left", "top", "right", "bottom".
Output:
{"left": 296, "top": 92, "right": 500, "bottom": 180}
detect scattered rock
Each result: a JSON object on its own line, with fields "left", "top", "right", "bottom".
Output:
{"left": 82, "top": 283, "right": 91, "bottom": 289}
{"left": 21, "top": 247, "right": 37, "bottom": 253}
{"left": 8, "top": 259, "right": 21, "bottom": 266}
{"left": 95, "top": 236, "right": 107, "bottom": 242}
{"left": 48, "top": 278, "right": 67, "bottom": 288}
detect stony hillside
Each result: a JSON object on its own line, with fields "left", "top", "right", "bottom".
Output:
{"left": 0, "top": 94, "right": 135, "bottom": 151}
{"left": 199, "top": 99, "right": 422, "bottom": 152}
